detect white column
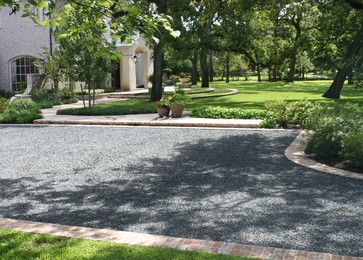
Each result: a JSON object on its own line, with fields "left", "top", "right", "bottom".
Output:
{"left": 120, "top": 51, "right": 136, "bottom": 91}
{"left": 144, "top": 50, "right": 153, "bottom": 89}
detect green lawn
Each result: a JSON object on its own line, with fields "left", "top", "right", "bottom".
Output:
{"left": 187, "top": 80, "right": 363, "bottom": 110}
{"left": 0, "top": 229, "right": 246, "bottom": 260}
{"left": 57, "top": 80, "right": 363, "bottom": 116}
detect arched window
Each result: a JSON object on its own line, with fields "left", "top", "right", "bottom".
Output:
{"left": 10, "top": 56, "right": 39, "bottom": 91}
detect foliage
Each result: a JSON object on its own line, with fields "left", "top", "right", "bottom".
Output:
{"left": 36, "top": 100, "right": 62, "bottom": 109}
{"left": 17, "top": 82, "right": 27, "bottom": 93}
{"left": 265, "top": 100, "right": 321, "bottom": 127}
{"left": 169, "top": 92, "right": 191, "bottom": 105}
{"left": 191, "top": 106, "right": 269, "bottom": 120}
{"left": 57, "top": 99, "right": 156, "bottom": 116}
{"left": 31, "top": 89, "right": 58, "bottom": 102}
{"left": 58, "top": 87, "right": 76, "bottom": 102}
{"left": 0, "top": 99, "right": 41, "bottom": 124}
{"left": 156, "top": 97, "right": 171, "bottom": 108}
{"left": 341, "top": 129, "right": 363, "bottom": 170}
{"left": 179, "top": 72, "right": 190, "bottom": 78}
{"left": 0, "top": 97, "right": 8, "bottom": 114}
{"left": 258, "top": 112, "right": 280, "bottom": 129}
{"left": 0, "top": 229, "right": 243, "bottom": 260}
{"left": 35, "top": 48, "right": 65, "bottom": 89}
{"left": 190, "top": 106, "right": 280, "bottom": 129}
{"left": 305, "top": 103, "right": 363, "bottom": 168}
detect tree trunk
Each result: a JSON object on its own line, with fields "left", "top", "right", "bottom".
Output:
{"left": 287, "top": 22, "right": 302, "bottom": 83}
{"left": 287, "top": 47, "right": 298, "bottom": 82}
{"left": 323, "top": 28, "right": 363, "bottom": 99}
{"left": 257, "top": 63, "right": 261, "bottom": 82}
{"left": 80, "top": 83, "right": 86, "bottom": 108}
{"left": 273, "top": 66, "right": 277, "bottom": 81}
{"left": 150, "top": 0, "right": 166, "bottom": 101}
{"left": 268, "top": 66, "right": 272, "bottom": 81}
{"left": 200, "top": 22, "right": 210, "bottom": 88}
{"left": 151, "top": 42, "right": 164, "bottom": 101}
{"left": 302, "top": 67, "right": 305, "bottom": 80}
{"left": 226, "top": 53, "right": 230, "bottom": 83}
{"left": 87, "top": 82, "right": 91, "bottom": 108}
{"left": 191, "top": 48, "right": 199, "bottom": 85}
{"left": 209, "top": 52, "right": 214, "bottom": 82}
{"left": 347, "top": 68, "right": 354, "bottom": 85}
{"left": 53, "top": 78, "right": 59, "bottom": 91}
{"left": 200, "top": 45, "right": 209, "bottom": 88}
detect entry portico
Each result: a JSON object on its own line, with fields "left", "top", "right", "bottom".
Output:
{"left": 117, "top": 36, "right": 153, "bottom": 92}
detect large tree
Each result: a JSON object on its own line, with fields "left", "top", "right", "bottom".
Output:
{"left": 321, "top": 0, "right": 363, "bottom": 99}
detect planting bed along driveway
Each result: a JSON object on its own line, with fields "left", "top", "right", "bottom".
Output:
{"left": 0, "top": 126, "right": 362, "bottom": 256}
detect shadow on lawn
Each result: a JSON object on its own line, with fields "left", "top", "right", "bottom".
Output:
{"left": 0, "top": 133, "right": 362, "bottom": 256}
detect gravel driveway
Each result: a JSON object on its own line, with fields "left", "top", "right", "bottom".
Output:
{"left": 0, "top": 126, "right": 362, "bottom": 256}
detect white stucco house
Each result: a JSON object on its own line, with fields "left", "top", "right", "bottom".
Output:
{"left": 0, "top": 5, "right": 153, "bottom": 93}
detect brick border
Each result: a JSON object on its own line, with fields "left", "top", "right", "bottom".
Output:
{"left": 34, "top": 118, "right": 262, "bottom": 128}
{"left": 285, "top": 131, "right": 363, "bottom": 180}
{"left": 0, "top": 218, "right": 360, "bottom": 259}
{"left": 191, "top": 88, "right": 240, "bottom": 99}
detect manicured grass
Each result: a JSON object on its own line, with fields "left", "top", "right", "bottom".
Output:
{"left": 57, "top": 99, "right": 156, "bottom": 116}
{"left": 186, "top": 80, "right": 363, "bottom": 110}
{"left": 0, "top": 229, "right": 246, "bottom": 260}
{"left": 56, "top": 80, "right": 363, "bottom": 116}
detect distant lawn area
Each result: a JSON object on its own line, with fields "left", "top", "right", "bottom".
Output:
{"left": 57, "top": 80, "right": 363, "bottom": 116}
{"left": 0, "top": 229, "right": 245, "bottom": 260}
{"left": 187, "top": 80, "right": 363, "bottom": 110}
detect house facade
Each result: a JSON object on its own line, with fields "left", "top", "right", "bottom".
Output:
{"left": 0, "top": 5, "right": 153, "bottom": 93}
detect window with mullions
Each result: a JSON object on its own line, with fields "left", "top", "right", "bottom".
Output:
{"left": 10, "top": 56, "right": 39, "bottom": 91}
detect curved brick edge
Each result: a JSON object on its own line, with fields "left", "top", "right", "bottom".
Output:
{"left": 0, "top": 218, "right": 360, "bottom": 260}
{"left": 191, "top": 89, "right": 240, "bottom": 99}
{"left": 285, "top": 131, "right": 363, "bottom": 181}
{"left": 187, "top": 88, "right": 215, "bottom": 95}
{"left": 131, "top": 88, "right": 235, "bottom": 100}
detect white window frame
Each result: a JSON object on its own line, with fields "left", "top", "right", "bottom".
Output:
{"left": 9, "top": 56, "right": 39, "bottom": 91}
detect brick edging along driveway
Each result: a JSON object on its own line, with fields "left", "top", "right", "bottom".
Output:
{"left": 0, "top": 218, "right": 361, "bottom": 259}
{"left": 285, "top": 131, "right": 363, "bottom": 180}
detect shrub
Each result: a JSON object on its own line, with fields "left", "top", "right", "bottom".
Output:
{"left": 157, "top": 97, "right": 171, "bottom": 108}
{"left": 258, "top": 112, "right": 280, "bottom": 129}
{"left": 305, "top": 125, "right": 343, "bottom": 160}
{"left": 305, "top": 103, "right": 363, "bottom": 163}
{"left": 0, "top": 97, "right": 9, "bottom": 114}
{"left": 36, "top": 100, "right": 62, "bottom": 109}
{"left": 191, "top": 106, "right": 269, "bottom": 119}
{"left": 170, "top": 92, "right": 190, "bottom": 105}
{"left": 17, "top": 82, "right": 27, "bottom": 92}
{"left": 31, "top": 89, "right": 58, "bottom": 102}
{"left": 0, "top": 99, "right": 41, "bottom": 124}
{"left": 265, "top": 100, "right": 320, "bottom": 127}
{"left": 58, "top": 87, "right": 76, "bottom": 101}
{"left": 341, "top": 130, "right": 363, "bottom": 170}
{"left": 57, "top": 99, "right": 156, "bottom": 116}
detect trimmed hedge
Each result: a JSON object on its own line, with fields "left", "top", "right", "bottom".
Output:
{"left": 191, "top": 106, "right": 269, "bottom": 119}
{"left": 57, "top": 99, "right": 156, "bottom": 116}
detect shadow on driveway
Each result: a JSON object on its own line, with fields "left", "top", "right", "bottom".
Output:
{"left": 0, "top": 128, "right": 362, "bottom": 256}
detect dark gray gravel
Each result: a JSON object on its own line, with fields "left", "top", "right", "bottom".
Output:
{"left": 0, "top": 126, "right": 362, "bottom": 256}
